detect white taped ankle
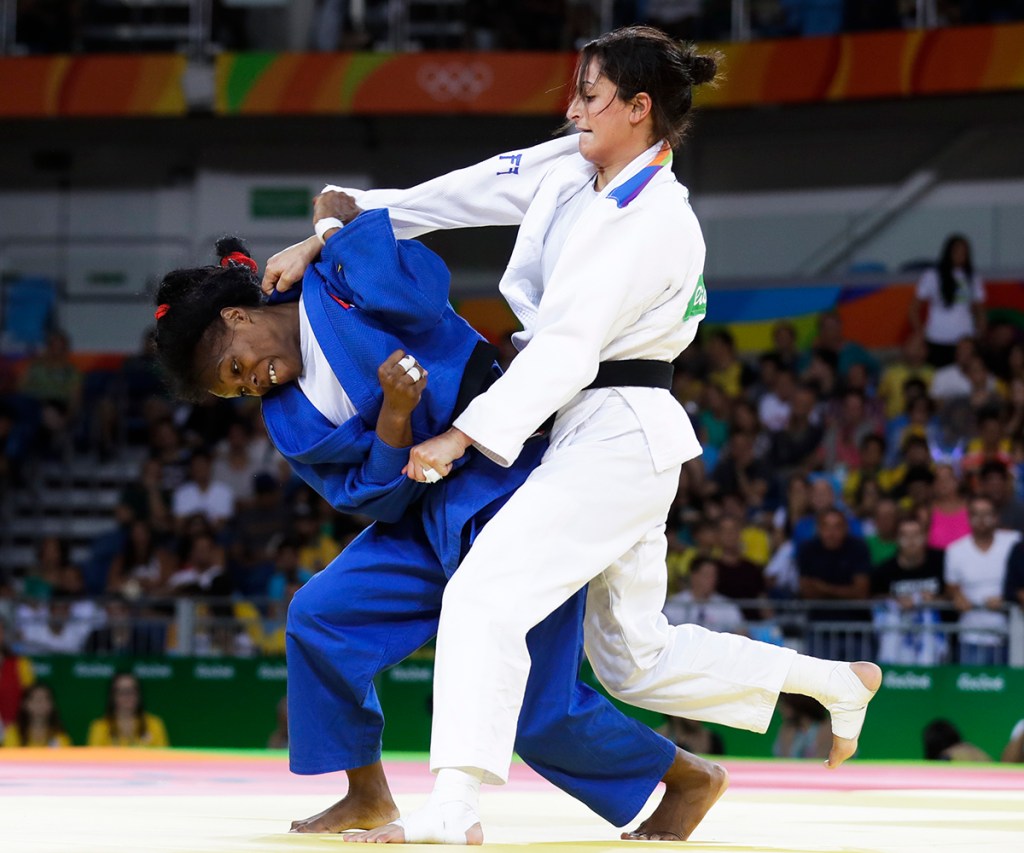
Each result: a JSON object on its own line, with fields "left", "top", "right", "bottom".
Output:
{"left": 782, "top": 656, "right": 876, "bottom": 740}
{"left": 781, "top": 654, "right": 837, "bottom": 705}
{"left": 432, "top": 768, "right": 483, "bottom": 810}
{"left": 397, "top": 802, "right": 480, "bottom": 844}
{"left": 826, "top": 663, "right": 875, "bottom": 740}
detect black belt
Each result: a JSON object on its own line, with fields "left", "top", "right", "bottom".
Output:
{"left": 584, "top": 359, "right": 674, "bottom": 390}
{"left": 456, "top": 350, "right": 673, "bottom": 438}
{"left": 534, "top": 360, "right": 674, "bottom": 435}
{"left": 452, "top": 340, "right": 501, "bottom": 422}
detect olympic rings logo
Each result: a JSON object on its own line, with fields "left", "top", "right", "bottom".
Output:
{"left": 416, "top": 61, "right": 494, "bottom": 103}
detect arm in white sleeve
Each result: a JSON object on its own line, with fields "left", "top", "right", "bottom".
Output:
{"left": 323, "top": 135, "right": 580, "bottom": 239}
{"left": 453, "top": 203, "right": 692, "bottom": 466}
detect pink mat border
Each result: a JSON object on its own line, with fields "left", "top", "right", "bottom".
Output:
{"left": 1, "top": 751, "right": 1022, "bottom": 798}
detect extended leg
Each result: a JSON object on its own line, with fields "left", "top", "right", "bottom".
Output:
{"left": 585, "top": 526, "right": 880, "bottom": 768}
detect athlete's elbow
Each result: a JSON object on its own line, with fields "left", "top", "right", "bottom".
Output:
{"left": 329, "top": 491, "right": 405, "bottom": 524}
{"left": 552, "top": 350, "right": 599, "bottom": 394}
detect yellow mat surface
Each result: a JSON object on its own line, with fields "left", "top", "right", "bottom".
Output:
{"left": 2, "top": 752, "right": 1023, "bottom": 853}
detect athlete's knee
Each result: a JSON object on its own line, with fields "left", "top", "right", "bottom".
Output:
{"left": 286, "top": 581, "right": 321, "bottom": 636}
{"left": 594, "top": 673, "right": 633, "bottom": 702}
{"left": 586, "top": 654, "right": 642, "bottom": 702}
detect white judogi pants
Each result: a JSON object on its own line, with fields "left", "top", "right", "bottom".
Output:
{"left": 431, "top": 396, "right": 796, "bottom": 784}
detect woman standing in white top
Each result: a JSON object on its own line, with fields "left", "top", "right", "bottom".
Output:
{"left": 911, "top": 234, "right": 986, "bottom": 367}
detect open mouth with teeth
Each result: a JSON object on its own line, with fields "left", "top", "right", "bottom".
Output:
{"left": 268, "top": 361, "right": 278, "bottom": 386}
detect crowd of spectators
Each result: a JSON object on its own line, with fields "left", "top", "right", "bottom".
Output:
{"left": 660, "top": 234, "right": 1024, "bottom": 668}
{"left": 1, "top": 232, "right": 1024, "bottom": 672}
{"left": 0, "top": 324, "right": 366, "bottom": 659}
{"left": 7, "top": 0, "right": 1024, "bottom": 55}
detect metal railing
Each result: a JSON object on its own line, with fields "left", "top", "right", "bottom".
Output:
{"left": 4, "top": 595, "right": 1022, "bottom": 665}
{"left": 675, "top": 597, "right": 1024, "bottom": 668}
{"left": 1, "top": 595, "right": 287, "bottom": 658}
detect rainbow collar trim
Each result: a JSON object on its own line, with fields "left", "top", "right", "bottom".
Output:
{"left": 607, "top": 143, "right": 673, "bottom": 209}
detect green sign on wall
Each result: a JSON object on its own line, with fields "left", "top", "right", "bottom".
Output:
{"left": 31, "top": 657, "right": 287, "bottom": 748}
{"left": 705, "top": 665, "right": 1024, "bottom": 760}
{"left": 250, "top": 187, "right": 313, "bottom": 219}
{"left": 29, "top": 657, "right": 1024, "bottom": 760}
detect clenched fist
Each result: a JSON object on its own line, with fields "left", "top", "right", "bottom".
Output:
{"left": 379, "top": 350, "right": 427, "bottom": 418}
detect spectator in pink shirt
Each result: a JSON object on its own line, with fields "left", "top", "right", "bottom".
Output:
{"left": 928, "top": 464, "right": 970, "bottom": 549}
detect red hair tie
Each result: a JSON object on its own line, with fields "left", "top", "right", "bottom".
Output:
{"left": 220, "top": 252, "right": 258, "bottom": 273}
{"left": 154, "top": 304, "right": 170, "bottom": 320}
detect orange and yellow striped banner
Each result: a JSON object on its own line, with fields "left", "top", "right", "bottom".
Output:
{"left": 2, "top": 24, "right": 1023, "bottom": 118}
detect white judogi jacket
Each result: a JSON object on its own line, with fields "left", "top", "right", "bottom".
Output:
{"left": 332, "top": 134, "right": 707, "bottom": 471}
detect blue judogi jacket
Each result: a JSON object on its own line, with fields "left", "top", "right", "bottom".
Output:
{"left": 261, "top": 208, "right": 541, "bottom": 574}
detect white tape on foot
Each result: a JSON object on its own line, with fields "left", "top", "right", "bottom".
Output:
{"left": 828, "top": 663, "right": 878, "bottom": 740}
{"left": 396, "top": 802, "right": 479, "bottom": 844}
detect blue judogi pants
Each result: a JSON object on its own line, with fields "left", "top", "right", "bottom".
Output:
{"left": 286, "top": 510, "right": 677, "bottom": 827}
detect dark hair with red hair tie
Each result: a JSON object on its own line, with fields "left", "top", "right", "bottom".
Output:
{"left": 154, "top": 236, "right": 262, "bottom": 402}
{"left": 220, "top": 252, "right": 258, "bottom": 273}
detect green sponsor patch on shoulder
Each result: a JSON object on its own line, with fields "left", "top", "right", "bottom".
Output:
{"left": 683, "top": 274, "right": 707, "bottom": 321}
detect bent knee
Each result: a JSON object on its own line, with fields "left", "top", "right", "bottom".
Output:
{"left": 595, "top": 676, "right": 635, "bottom": 703}
{"left": 285, "top": 589, "right": 309, "bottom": 635}
{"left": 586, "top": 656, "right": 644, "bottom": 702}
{"left": 286, "top": 581, "right": 328, "bottom": 634}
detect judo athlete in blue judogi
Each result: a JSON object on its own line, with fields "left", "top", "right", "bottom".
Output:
{"left": 152, "top": 208, "right": 680, "bottom": 834}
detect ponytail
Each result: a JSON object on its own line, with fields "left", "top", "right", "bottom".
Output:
{"left": 154, "top": 238, "right": 262, "bottom": 402}
{"left": 574, "top": 25, "right": 722, "bottom": 149}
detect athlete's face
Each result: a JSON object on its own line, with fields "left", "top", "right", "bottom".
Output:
{"left": 566, "top": 60, "right": 640, "bottom": 168}
{"left": 201, "top": 307, "right": 301, "bottom": 399}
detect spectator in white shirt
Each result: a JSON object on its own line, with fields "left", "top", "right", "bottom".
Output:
{"left": 172, "top": 449, "right": 235, "bottom": 532}
{"left": 911, "top": 234, "right": 986, "bottom": 368}
{"left": 18, "top": 598, "right": 94, "bottom": 655}
{"left": 758, "top": 366, "right": 796, "bottom": 433}
{"left": 764, "top": 539, "right": 799, "bottom": 598}
{"left": 212, "top": 419, "right": 265, "bottom": 509}
{"left": 663, "top": 557, "right": 747, "bottom": 636}
{"left": 944, "top": 495, "right": 1019, "bottom": 665}
{"left": 930, "top": 337, "right": 979, "bottom": 401}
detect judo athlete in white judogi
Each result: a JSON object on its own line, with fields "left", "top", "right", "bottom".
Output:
{"left": 266, "top": 27, "right": 881, "bottom": 845}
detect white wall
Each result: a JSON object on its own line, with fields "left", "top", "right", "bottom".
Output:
{"left": 4, "top": 174, "right": 1024, "bottom": 352}
{"left": 0, "top": 171, "right": 366, "bottom": 352}
{"left": 693, "top": 180, "right": 1024, "bottom": 279}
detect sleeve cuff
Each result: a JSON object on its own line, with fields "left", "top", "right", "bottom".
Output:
{"left": 364, "top": 435, "right": 412, "bottom": 484}
{"left": 453, "top": 412, "right": 518, "bottom": 469}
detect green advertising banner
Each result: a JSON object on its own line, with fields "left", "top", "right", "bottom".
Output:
{"left": 29, "top": 657, "right": 288, "bottom": 749}
{"left": 707, "top": 666, "right": 1024, "bottom": 760}
{"left": 28, "top": 657, "right": 1024, "bottom": 761}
